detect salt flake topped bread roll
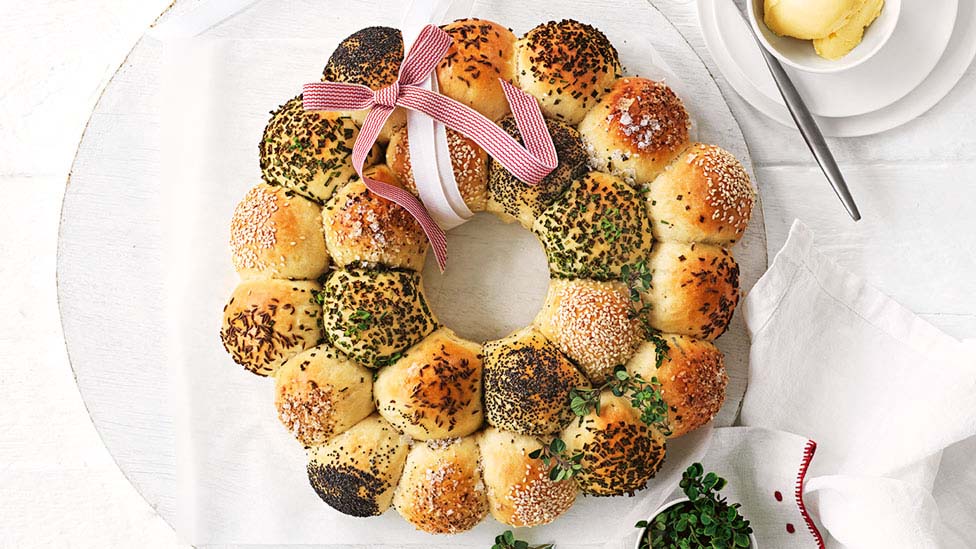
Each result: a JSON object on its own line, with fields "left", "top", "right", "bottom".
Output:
{"left": 230, "top": 183, "right": 329, "bottom": 280}
{"left": 393, "top": 437, "right": 489, "bottom": 534}
{"left": 626, "top": 335, "right": 727, "bottom": 438}
{"left": 274, "top": 344, "right": 374, "bottom": 447}
{"left": 478, "top": 427, "right": 577, "bottom": 527}
{"left": 374, "top": 327, "right": 484, "bottom": 440}
{"left": 220, "top": 279, "right": 322, "bottom": 376}
{"left": 307, "top": 414, "right": 410, "bottom": 517}
{"left": 437, "top": 19, "right": 517, "bottom": 122}
{"left": 515, "top": 19, "right": 621, "bottom": 124}
{"left": 579, "top": 77, "right": 691, "bottom": 186}
{"left": 647, "top": 143, "right": 754, "bottom": 245}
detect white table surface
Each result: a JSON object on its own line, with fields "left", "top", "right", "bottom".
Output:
{"left": 1, "top": 1, "right": 973, "bottom": 547}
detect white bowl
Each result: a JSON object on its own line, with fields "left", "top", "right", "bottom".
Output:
{"left": 748, "top": 0, "right": 901, "bottom": 73}
{"left": 634, "top": 497, "right": 760, "bottom": 549}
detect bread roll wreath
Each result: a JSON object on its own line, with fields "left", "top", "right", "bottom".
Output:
{"left": 219, "top": 17, "right": 754, "bottom": 534}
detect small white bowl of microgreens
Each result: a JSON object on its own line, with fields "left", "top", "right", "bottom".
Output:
{"left": 635, "top": 463, "right": 757, "bottom": 549}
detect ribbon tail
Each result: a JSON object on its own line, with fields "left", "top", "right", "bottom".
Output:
{"left": 362, "top": 176, "right": 449, "bottom": 272}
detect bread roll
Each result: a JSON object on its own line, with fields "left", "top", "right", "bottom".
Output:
{"left": 393, "top": 437, "right": 489, "bottom": 534}
{"left": 437, "top": 19, "right": 517, "bottom": 121}
{"left": 320, "top": 268, "right": 438, "bottom": 368}
{"left": 229, "top": 183, "right": 329, "bottom": 280}
{"left": 322, "top": 26, "right": 406, "bottom": 143}
{"left": 579, "top": 77, "right": 691, "bottom": 186}
{"left": 535, "top": 279, "right": 644, "bottom": 383}
{"left": 561, "top": 392, "right": 666, "bottom": 496}
{"left": 534, "top": 171, "right": 653, "bottom": 280}
{"left": 515, "top": 20, "right": 620, "bottom": 124}
{"left": 260, "top": 96, "right": 379, "bottom": 203}
{"left": 274, "top": 344, "right": 374, "bottom": 447}
{"left": 323, "top": 165, "right": 428, "bottom": 271}
{"left": 374, "top": 328, "right": 484, "bottom": 440}
{"left": 486, "top": 116, "right": 588, "bottom": 229}
{"left": 307, "top": 414, "right": 409, "bottom": 517}
{"left": 220, "top": 279, "right": 322, "bottom": 376}
{"left": 647, "top": 143, "right": 754, "bottom": 245}
{"left": 386, "top": 126, "right": 488, "bottom": 212}
{"left": 478, "top": 427, "right": 577, "bottom": 527}
{"left": 483, "top": 327, "right": 589, "bottom": 435}
{"left": 641, "top": 242, "right": 740, "bottom": 341}
{"left": 626, "top": 334, "right": 727, "bottom": 438}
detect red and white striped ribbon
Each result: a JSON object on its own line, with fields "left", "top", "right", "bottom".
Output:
{"left": 302, "top": 24, "right": 557, "bottom": 271}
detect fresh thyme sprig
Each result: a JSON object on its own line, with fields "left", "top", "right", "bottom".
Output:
{"left": 492, "top": 530, "right": 554, "bottom": 549}
{"left": 527, "top": 438, "right": 584, "bottom": 482}
{"left": 569, "top": 366, "right": 671, "bottom": 436}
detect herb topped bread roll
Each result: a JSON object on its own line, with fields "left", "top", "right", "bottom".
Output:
{"left": 437, "top": 19, "right": 517, "bottom": 122}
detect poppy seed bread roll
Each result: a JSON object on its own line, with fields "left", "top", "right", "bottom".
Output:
{"left": 647, "top": 143, "right": 755, "bottom": 245}
{"left": 393, "top": 437, "right": 489, "bottom": 534}
{"left": 230, "top": 183, "right": 329, "bottom": 280}
{"left": 486, "top": 116, "right": 588, "bottom": 229}
{"left": 515, "top": 20, "right": 620, "bottom": 124}
{"left": 483, "top": 327, "right": 590, "bottom": 435}
{"left": 437, "top": 19, "right": 517, "bottom": 121}
{"left": 274, "top": 344, "right": 374, "bottom": 447}
{"left": 478, "top": 427, "right": 577, "bottom": 527}
{"left": 579, "top": 77, "right": 691, "bottom": 186}
{"left": 374, "top": 328, "right": 484, "bottom": 440}
{"left": 220, "top": 279, "right": 322, "bottom": 376}
{"left": 626, "top": 335, "right": 727, "bottom": 438}
{"left": 307, "top": 414, "right": 410, "bottom": 517}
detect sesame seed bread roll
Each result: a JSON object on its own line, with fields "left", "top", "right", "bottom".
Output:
{"left": 393, "top": 437, "right": 489, "bottom": 534}
{"left": 534, "top": 171, "right": 653, "bottom": 281}
{"left": 260, "top": 96, "right": 379, "bottom": 203}
{"left": 274, "top": 344, "right": 374, "bottom": 447}
{"left": 486, "top": 116, "right": 588, "bottom": 229}
{"left": 229, "top": 183, "right": 329, "bottom": 280}
{"left": 322, "top": 26, "right": 406, "bottom": 143}
{"left": 478, "top": 427, "right": 577, "bottom": 527}
{"left": 515, "top": 20, "right": 620, "bottom": 124}
{"left": 579, "top": 77, "right": 691, "bottom": 186}
{"left": 307, "top": 414, "right": 410, "bottom": 517}
{"left": 626, "top": 335, "right": 728, "bottom": 438}
{"left": 437, "top": 19, "right": 517, "bottom": 122}
{"left": 320, "top": 268, "right": 438, "bottom": 368}
{"left": 561, "top": 392, "right": 667, "bottom": 496}
{"left": 323, "top": 165, "right": 428, "bottom": 271}
{"left": 386, "top": 126, "right": 488, "bottom": 212}
{"left": 220, "top": 279, "right": 322, "bottom": 376}
{"left": 641, "top": 242, "right": 740, "bottom": 341}
{"left": 647, "top": 143, "right": 755, "bottom": 245}
{"left": 374, "top": 328, "right": 484, "bottom": 440}
{"left": 483, "top": 326, "right": 590, "bottom": 436}
{"left": 535, "top": 279, "right": 644, "bottom": 384}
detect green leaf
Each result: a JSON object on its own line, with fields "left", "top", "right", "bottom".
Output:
{"left": 735, "top": 533, "right": 751, "bottom": 547}
{"left": 504, "top": 530, "right": 515, "bottom": 545}
{"left": 514, "top": 541, "right": 528, "bottom": 549}
{"left": 528, "top": 449, "right": 542, "bottom": 459}
{"left": 550, "top": 438, "right": 566, "bottom": 453}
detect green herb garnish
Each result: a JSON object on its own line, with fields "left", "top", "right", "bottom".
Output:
{"left": 528, "top": 438, "right": 584, "bottom": 482}
{"left": 492, "top": 530, "right": 554, "bottom": 549}
{"left": 569, "top": 366, "right": 670, "bottom": 435}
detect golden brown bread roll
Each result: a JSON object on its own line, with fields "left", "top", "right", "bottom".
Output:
{"left": 229, "top": 183, "right": 329, "bottom": 280}
{"left": 478, "top": 427, "right": 577, "bottom": 527}
{"left": 533, "top": 171, "right": 653, "bottom": 280}
{"left": 561, "top": 392, "right": 667, "bottom": 496}
{"left": 535, "top": 279, "right": 644, "bottom": 383}
{"left": 393, "top": 437, "right": 489, "bottom": 534}
{"left": 322, "top": 26, "right": 406, "bottom": 143}
{"left": 626, "top": 334, "right": 727, "bottom": 438}
{"left": 274, "top": 344, "right": 374, "bottom": 447}
{"left": 578, "top": 77, "right": 691, "bottom": 186}
{"left": 437, "top": 19, "right": 517, "bottom": 121}
{"left": 220, "top": 279, "right": 322, "bottom": 376}
{"left": 486, "top": 116, "right": 588, "bottom": 229}
{"left": 307, "top": 414, "right": 410, "bottom": 517}
{"left": 386, "top": 126, "right": 488, "bottom": 212}
{"left": 373, "top": 328, "right": 484, "bottom": 440}
{"left": 322, "top": 164, "right": 428, "bottom": 271}
{"left": 647, "top": 143, "right": 755, "bottom": 245}
{"left": 515, "top": 20, "right": 620, "bottom": 124}
{"left": 320, "top": 268, "right": 438, "bottom": 368}
{"left": 641, "top": 242, "right": 740, "bottom": 341}
{"left": 483, "top": 326, "right": 590, "bottom": 435}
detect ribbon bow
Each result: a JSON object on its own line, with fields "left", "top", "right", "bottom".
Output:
{"left": 302, "top": 24, "right": 558, "bottom": 271}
